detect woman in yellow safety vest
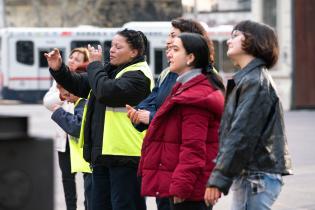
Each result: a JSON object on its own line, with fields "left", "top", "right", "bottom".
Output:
{"left": 45, "top": 29, "right": 154, "bottom": 210}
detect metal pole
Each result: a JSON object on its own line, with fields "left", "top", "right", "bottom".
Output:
{"left": 0, "top": 0, "right": 6, "bottom": 27}
{"left": 193, "top": 0, "right": 198, "bottom": 19}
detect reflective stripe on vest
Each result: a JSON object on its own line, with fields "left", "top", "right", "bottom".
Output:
{"left": 69, "top": 98, "right": 91, "bottom": 173}
{"left": 78, "top": 61, "right": 154, "bottom": 157}
{"left": 102, "top": 61, "right": 154, "bottom": 156}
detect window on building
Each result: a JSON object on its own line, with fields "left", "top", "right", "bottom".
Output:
{"left": 16, "top": 41, "right": 34, "bottom": 65}
{"left": 213, "top": 40, "right": 220, "bottom": 69}
{"left": 103, "top": 41, "right": 111, "bottom": 63}
{"left": 238, "top": 0, "right": 251, "bottom": 10}
{"left": 213, "top": 40, "right": 234, "bottom": 73}
{"left": 154, "top": 48, "right": 168, "bottom": 76}
{"left": 263, "top": 0, "right": 277, "bottom": 28}
{"left": 145, "top": 41, "right": 151, "bottom": 65}
{"left": 222, "top": 40, "right": 235, "bottom": 73}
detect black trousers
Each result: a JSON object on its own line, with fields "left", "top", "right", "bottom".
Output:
{"left": 156, "top": 197, "right": 171, "bottom": 210}
{"left": 91, "top": 164, "right": 146, "bottom": 210}
{"left": 169, "top": 199, "right": 212, "bottom": 210}
{"left": 58, "top": 141, "right": 92, "bottom": 210}
{"left": 58, "top": 142, "right": 77, "bottom": 210}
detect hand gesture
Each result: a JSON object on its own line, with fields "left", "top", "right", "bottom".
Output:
{"left": 173, "top": 196, "right": 185, "bottom": 204}
{"left": 44, "top": 48, "right": 62, "bottom": 71}
{"left": 204, "top": 187, "right": 221, "bottom": 207}
{"left": 137, "top": 110, "right": 150, "bottom": 125}
{"left": 88, "top": 44, "right": 102, "bottom": 63}
{"left": 57, "top": 85, "right": 70, "bottom": 101}
{"left": 126, "top": 104, "right": 140, "bottom": 124}
{"left": 52, "top": 104, "right": 61, "bottom": 112}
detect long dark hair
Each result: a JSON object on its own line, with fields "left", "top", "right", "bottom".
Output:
{"left": 178, "top": 33, "right": 225, "bottom": 93}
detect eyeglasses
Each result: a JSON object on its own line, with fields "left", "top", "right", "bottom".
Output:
{"left": 230, "top": 30, "right": 244, "bottom": 39}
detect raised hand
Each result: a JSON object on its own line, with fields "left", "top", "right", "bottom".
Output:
{"left": 88, "top": 44, "right": 103, "bottom": 63}
{"left": 44, "top": 48, "right": 62, "bottom": 71}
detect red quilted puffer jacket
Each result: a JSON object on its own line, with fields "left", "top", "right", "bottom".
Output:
{"left": 138, "top": 74, "right": 224, "bottom": 201}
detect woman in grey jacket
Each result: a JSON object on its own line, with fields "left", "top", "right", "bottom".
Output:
{"left": 204, "top": 20, "right": 292, "bottom": 210}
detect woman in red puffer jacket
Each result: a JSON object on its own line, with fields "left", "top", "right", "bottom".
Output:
{"left": 138, "top": 33, "right": 225, "bottom": 210}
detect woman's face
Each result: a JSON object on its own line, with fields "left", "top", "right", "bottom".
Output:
{"left": 168, "top": 37, "right": 192, "bottom": 75}
{"left": 110, "top": 34, "right": 138, "bottom": 66}
{"left": 226, "top": 30, "right": 246, "bottom": 60}
{"left": 68, "top": 51, "right": 85, "bottom": 72}
{"left": 166, "top": 27, "right": 181, "bottom": 60}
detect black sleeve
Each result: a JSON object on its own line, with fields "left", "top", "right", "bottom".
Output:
{"left": 207, "top": 78, "right": 272, "bottom": 195}
{"left": 87, "top": 61, "right": 151, "bottom": 107}
{"left": 49, "top": 63, "right": 91, "bottom": 98}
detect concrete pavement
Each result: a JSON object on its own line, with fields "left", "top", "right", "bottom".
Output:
{"left": 0, "top": 105, "right": 314, "bottom": 210}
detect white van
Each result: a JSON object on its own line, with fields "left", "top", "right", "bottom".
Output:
{"left": 0, "top": 23, "right": 232, "bottom": 103}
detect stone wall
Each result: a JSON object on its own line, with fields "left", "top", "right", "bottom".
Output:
{"left": 4, "top": 0, "right": 182, "bottom": 27}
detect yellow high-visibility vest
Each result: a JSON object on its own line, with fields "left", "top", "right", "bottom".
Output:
{"left": 78, "top": 61, "right": 154, "bottom": 157}
{"left": 69, "top": 98, "right": 91, "bottom": 173}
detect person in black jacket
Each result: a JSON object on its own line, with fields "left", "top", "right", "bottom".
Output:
{"left": 45, "top": 29, "right": 153, "bottom": 210}
{"left": 204, "top": 20, "right": 292, "bottom": 210}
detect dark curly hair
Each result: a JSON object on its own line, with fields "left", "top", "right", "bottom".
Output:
{"left": 117, "top": 28, "right": 148, "bottom": 57}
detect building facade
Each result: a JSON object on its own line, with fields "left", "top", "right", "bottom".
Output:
{"left": 2, "top": 0, "right": 182, "bottom": 27}
{"left": 184, "top": 0, "right": 297, "bottom": 110}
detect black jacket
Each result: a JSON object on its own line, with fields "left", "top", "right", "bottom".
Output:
{"left": 207, "top": 58, "right": 292, "bottom": 195}
{"left": 50, "top": 56, "right": 151, "bottom": 167}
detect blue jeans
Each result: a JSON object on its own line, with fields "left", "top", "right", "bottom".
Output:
{"left": 231, "top": 172, "right": 283, "bottom": 210}
{"left": 91, "top": 164, "right": 146, "bottom": 210}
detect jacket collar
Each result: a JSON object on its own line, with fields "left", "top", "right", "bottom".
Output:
{"left": 153, "top": 74, "right": 209, "bottom": 121}
{"left": 233, "top": 58, "right": 266, "bottom": 85}
{"left": 173, "top": 74, "right": 207, "bottom": 96}
{"left": 176, "top": 69, "right": 202, "bottom": 84}
{"left": 108, "top": 56, "right": 145, "bottom": 78}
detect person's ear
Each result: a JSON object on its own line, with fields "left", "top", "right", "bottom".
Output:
{"left": 130, "top": 49, "right": 139, "bottom": 59}
{"left": 186, "top": 53, "right": 195, "bottom": 66}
